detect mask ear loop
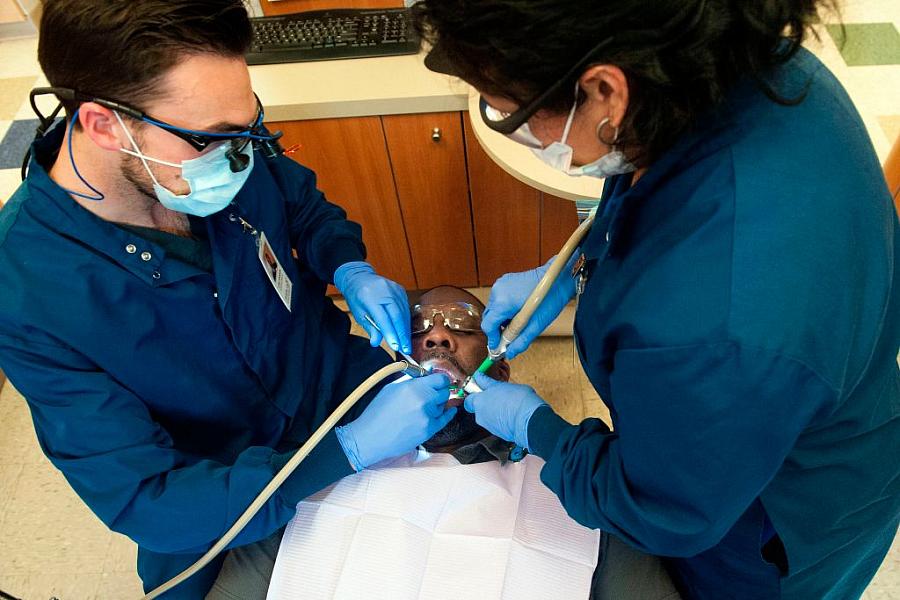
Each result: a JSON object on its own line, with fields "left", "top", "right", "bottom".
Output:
{"left": 558, "top": 81, "right": 581, "bottom": 146}
{"left": 64, "top": 107, "right": 105, "bottom": 201}
{"left": 114, "top": 111, "right": 181, "bottom": 192}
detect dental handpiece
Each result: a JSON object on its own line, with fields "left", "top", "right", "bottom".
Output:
{"left": 485, "top": 211, "right": 597, "bottom": 362}
{"left": 362, "top": 314, "right": 420, "bottom": 366}
{"left": 454, "top": 356, "right": 494, "bottom": 398}
{"left": 400, "top": 361, "right": 428, "bottom": 379}
{"left": 469, "top": 212, "right": 598, "bottom": 462}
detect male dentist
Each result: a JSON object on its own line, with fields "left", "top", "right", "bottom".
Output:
{"left": 0, "top": 1, "right": 454, "bottom": 598}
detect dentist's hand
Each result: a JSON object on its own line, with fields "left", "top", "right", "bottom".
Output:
{"left": 336, "top": 374, "right": 454, "bottom": 470}
{"left": 463, "top": 373, "right": 548, "bottom": 450}
{"left": 334, "top": 261, "right": 411, "bottom": 354}
{"left": 481, "top": 255, "right": 577, "bottom": 359}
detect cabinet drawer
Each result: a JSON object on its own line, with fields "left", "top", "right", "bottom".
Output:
{"left": 383, "top": 112, "right": 478, "bottom": 289}
{"left": 268, "top": 117, "right": 417, "bottom": 289}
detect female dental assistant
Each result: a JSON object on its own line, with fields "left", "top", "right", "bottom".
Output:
{"left": 415, "top": 1, "right": 899, "bottom": 599}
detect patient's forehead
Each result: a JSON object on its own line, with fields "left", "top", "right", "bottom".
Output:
{"left": 417, "top": 286, "right": 484, "bottom": 311}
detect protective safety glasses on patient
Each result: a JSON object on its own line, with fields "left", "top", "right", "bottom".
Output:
{"left": 411, "top": 302, "right": 483, "bottom": 335}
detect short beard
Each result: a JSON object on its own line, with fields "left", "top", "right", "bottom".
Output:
{"left": 120, "top": 153, "right": 160, "bottom": 205}
{"left": 417, "top": 350, "right": 474, "bottom": 384}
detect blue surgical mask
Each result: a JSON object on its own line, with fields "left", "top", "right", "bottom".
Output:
{"left": 115, "top": 111, "right": 253, "bottom": 217}
{"left": 487, "top": 90, "right": 636, "bottom": 179}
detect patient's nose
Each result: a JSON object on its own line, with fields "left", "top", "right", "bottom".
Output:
{"left": 423, "top": 320, "right": 457, "bottom": 351}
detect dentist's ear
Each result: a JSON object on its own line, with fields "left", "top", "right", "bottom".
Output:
{"left": 75, "top": 102, "right": 127, "bottom": 152}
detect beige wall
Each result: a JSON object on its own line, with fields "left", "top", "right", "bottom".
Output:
{"left": 0, "top": 0, "right": 25, "bottom": 24}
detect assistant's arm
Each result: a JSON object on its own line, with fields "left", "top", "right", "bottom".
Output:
{"left": 528, "top": 342, "right": 836, "bottom": 556}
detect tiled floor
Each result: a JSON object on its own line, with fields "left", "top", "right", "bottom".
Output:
{"left": 1, "top": 2, "right": 899, "bottom": 599}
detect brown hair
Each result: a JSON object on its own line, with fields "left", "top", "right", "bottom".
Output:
{"left": 38, "top": 0, "right": 252, "bottom": 119}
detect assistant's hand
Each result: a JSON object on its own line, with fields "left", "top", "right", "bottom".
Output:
{"left": 464, "top": 373, "right": 548, "bottom": 450}
{"left": 334, "top": 261, "right": 411, "bottom": 354}
{"left": 336, "top": 374, "right": 454, "bottom": 470}
{"left": 481, "top": 255, "right": 577, "bottom": 360}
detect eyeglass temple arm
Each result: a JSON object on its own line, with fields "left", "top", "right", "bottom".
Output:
{"left": 28, "top": 87, "right": 285, "bottom": 162}
{"left": 31, "top": 87, "right": 146, "bottom": 121}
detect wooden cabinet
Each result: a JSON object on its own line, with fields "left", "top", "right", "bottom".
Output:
{"left": 268, "top": 111, "right": 580, "bottom": 291}
{"left": 541, "top": 194, "right": 581, "bottom": 264}
{"left": 253, "top": 3, "right": 583, "bottom": 289}
{"left": 383, "top": 112, "right": 478, "bottom": 289}
{"left": 260, "top": 0, "right": 402, "bottom": 17}
{"left": 463, "top": 117, "right": 542, "bottom": 286}
{"left": 268, "top": 116, "right": 416, "bottom": 288}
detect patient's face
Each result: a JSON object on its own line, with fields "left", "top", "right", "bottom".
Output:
{"left": 411, "top": 286, "right": 509, "bottom": 451}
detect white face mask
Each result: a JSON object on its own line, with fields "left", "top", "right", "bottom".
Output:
{"left": 488, "top": 90, "right": 636, "bottom": 179}
{"left": 115, "top": 111, "right": 253, "bottom": 217}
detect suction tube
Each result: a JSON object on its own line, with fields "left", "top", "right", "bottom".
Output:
{"left": 141, "top": 360, "right": 412, "bottom": 599}
{"left": 455, "top": 210, "right": 597, "bottom": 400}
{"left": 490, "top": 210, "right": 597, "bottom": 360}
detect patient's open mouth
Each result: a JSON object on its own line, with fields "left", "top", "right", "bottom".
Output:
{"left": 420, "top": 359, "right": 463, "bottom": 385}
{"left": 420, "top": 357, "right": 469, "bottom": 408}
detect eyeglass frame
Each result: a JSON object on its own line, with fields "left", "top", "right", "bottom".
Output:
{"left": 478, "top": 36, "right": 616, "bottom": 135}
{"left": 29, "top": 86, "right": 282, "bottom": 153}
{"left": 410, "top": 302, "right": 484, "bottom": 335}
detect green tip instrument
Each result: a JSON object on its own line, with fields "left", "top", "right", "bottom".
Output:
{"left": 451, "top": 356, "right": 494, "bottom": 399}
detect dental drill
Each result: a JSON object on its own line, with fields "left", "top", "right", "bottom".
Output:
{"left": 365, "top": 314, "right": 478, "bottom": 400}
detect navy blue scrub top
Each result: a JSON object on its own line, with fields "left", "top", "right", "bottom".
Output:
{"left": 528, "top": 48, "right": 899, "bottom": 599}
{"left": 0, "top": 126, "right": 392, "bottom": 597}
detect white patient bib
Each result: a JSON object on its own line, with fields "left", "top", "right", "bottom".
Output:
{"left": 267, "top": 451, "right": 601, "bottom": 600}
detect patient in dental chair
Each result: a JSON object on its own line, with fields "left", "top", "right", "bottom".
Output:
{"left": 266, "top": 286, "right": 680, "bottom": 600}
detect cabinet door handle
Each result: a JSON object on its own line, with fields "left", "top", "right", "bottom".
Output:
{"left": 431, "top": 127, "right": 442, "bottom": 142}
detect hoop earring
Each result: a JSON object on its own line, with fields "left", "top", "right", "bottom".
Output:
{"left": 596, "top": 117, "right": 620, "bottom": 147}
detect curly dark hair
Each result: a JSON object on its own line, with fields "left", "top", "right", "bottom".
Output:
{"left": 39, "top": 0, "right": 252, "bottom": 119}
{"left": 412, "top": 0, "right": 840, "bottom": 167}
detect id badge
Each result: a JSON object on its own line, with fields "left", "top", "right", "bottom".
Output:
{"left": 571, "top": 252, "right": 588, "bottom": 297}
{"left": 257, "top": 231, "right": 292, "bottom": 311}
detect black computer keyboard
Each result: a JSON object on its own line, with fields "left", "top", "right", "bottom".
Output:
{"left": 246, "top": 8, "right": 420, "bottom": 65}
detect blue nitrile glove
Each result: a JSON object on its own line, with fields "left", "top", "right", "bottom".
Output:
{"left": 336, "top": 373, "right": 454, "bottom": 470}
{"left": 481, "top": 255, "right": 578, "bottom": 359}
{"left": 334, "top": 261, "right": 412, "bottom": 354}
{"left": 463, "top": 373, "right": 548, "bottom": 450}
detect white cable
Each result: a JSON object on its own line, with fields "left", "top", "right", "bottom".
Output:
{"left": 141, "top": 360, "right": 410, "bottom": 599}
{"left": 498, "top": 211, "right": 596, "bottom": 354}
